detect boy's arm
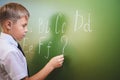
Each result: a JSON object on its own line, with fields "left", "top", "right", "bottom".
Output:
{"left": 22, "top": 54, "right": 64, "bottom": 80}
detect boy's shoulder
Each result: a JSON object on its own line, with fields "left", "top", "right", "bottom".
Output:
{"left": 0, "top": 38, "right": 18, "bottom": 60}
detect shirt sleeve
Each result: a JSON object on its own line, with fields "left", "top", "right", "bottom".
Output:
{"left": 4, "top": 50, "right": 28, "bottom": 80}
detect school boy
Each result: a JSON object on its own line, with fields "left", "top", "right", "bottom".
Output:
{"left": 0, "top": 2, "right": 64, "bottom": 80}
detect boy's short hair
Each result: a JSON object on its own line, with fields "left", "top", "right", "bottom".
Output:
{"left": 0, "top": 2, "right": 30, "bottom": 26}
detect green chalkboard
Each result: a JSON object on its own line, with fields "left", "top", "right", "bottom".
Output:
{"left": 1, "top": 0, "right": 120, "bottom": 80}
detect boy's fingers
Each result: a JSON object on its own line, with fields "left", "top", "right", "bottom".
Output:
{"left": 58, "top": 54, "right": 64, "bottom": 58}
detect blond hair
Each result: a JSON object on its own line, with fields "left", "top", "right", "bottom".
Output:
{"left": 0, "top": 2, "right": 30, "bottom": 26}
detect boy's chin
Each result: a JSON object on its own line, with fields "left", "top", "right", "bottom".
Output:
{"left": 17, "top": 37, "right": 25, "bottom": 41}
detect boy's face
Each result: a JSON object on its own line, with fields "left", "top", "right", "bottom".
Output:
{"left": 10, "top": 16, "right": 28, "bottom": 41}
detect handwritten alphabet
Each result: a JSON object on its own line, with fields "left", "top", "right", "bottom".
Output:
{"left": 22, "top": 10, "right": 93, "bottom": 59}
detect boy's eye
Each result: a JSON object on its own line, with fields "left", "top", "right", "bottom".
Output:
{"left": 23, "top": 25, "right": 26, "bottom": 27}
{"left": 22, "top": 24, "right": 27, "bottom": 28}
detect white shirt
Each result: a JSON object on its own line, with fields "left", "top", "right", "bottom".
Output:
{"left": 0, "top": 32, "right": 28, "bottom": 80}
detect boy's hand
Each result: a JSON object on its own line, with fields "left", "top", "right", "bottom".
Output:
{"left": 47, "top": 54, "right": 64, "bottom": 69}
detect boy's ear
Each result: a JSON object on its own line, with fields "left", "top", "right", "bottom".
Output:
{"left": 4, "top": 20, "right": 13, "bottom": 30}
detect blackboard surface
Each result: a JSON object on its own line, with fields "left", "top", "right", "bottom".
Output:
{"left": 0, "top": 0, "right": 120, "bottom": 80}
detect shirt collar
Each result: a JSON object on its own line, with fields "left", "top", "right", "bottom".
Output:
{"left": 0, "top": 32, "right": 18, "bottom": 47}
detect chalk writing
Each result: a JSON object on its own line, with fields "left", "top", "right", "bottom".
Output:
{"left": 38, "top": 36, "right": 46, "bottom": 54}
{"left": 22, "top": 10, "right": 93, "bottom": 59}
{"left": 74, "top": 10, "right": 92, "bottom": 32}
{"left": 38, "top": 11, "right": 92, "bottom": 34}
{"left": 55, "top": 13, "right": 67, "bottom": 34}
{"left": 38, "top": 18, "right": 50, "bottom": 34}
{"left": 61, "top": 35, "right": 68, "bottom": 54}
{"left": 22, "top": 37, "right": 34, "bottom": 54}
{"left": 23, "top": 37, "right": 29, "bottom": 50}
{"left": 44, "top": 41, "right": 52, "bottom": 59}
{"left": 29, "top": 45, "right": 34, "bottom": 54}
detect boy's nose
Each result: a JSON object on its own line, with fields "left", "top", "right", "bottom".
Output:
{"left": 25, "top": 27, "right": 28, "bottom": 33}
